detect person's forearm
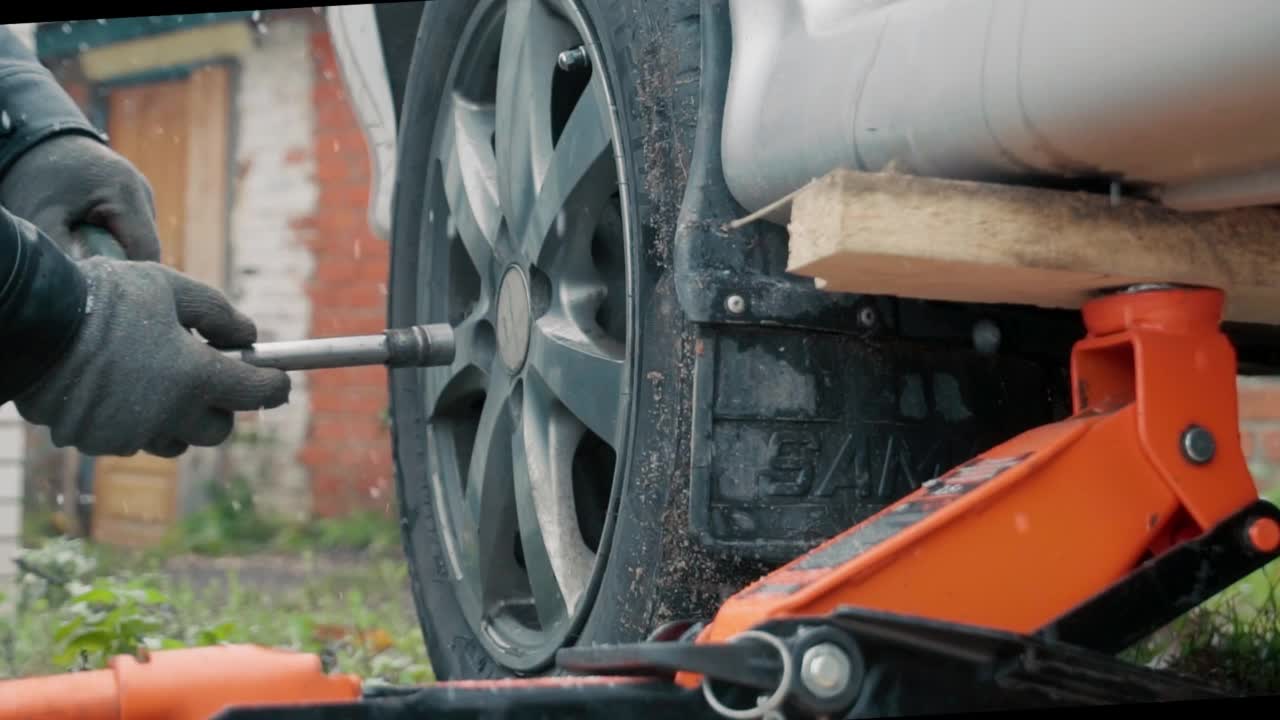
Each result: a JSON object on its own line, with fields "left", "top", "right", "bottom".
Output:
{"left": 0, "top": 204, "right": 87, "bottom": 405}
{"left": 0, "top": 26, "right": 107, "bottom": 180}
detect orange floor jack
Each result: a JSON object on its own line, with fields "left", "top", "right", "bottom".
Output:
{"left": 2, "top": 284, "right": 1277, "bottom": 719}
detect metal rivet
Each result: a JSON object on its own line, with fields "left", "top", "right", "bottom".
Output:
{"left": 973, "top": 319, "right": 1001, "bottom": 354}
{"left": 801, "top": 643, "right": 852, "bottom": 699}
{"left": 557, "top": 45, "right": 590, "bottom": 71}
{"left": 725, "top": 295, "right": 746, "bottom": 315}
{"left": 856, "top": 305, "right": 877, "bottom": 328}
{"left": 1180, "top": 425, "right": 1215, "bottom": 465}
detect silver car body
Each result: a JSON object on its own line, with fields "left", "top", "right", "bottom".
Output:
{"left": 328, "top": 0, "right": 1280, "bottom": 230}
{"left": 325, "top": 4, "right": 399, "bottom": 240}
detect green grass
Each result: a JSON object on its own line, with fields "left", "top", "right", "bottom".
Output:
{"left": 151, "top": 476, "right": 403, "bottom": 558}
{"left": 1120, "top": 486, "right": 1280, "bottom": 694}
{"left": 1, "top": 537, "right": 433, "bottom": 685}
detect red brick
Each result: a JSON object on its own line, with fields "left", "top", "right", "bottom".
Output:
{"left": 308, "top": 223, "right": 380, "bottom": 251}
{"left": 310, "top": 31, "right": 336, "bottom": 55}
{"left": 1239, "top": 387, "right": 1280, "bottom": 420}
{"left": 306, "top": 23, "right": 405, "bottom": 518}
{"left": 312, "top": 221, "right": 376, "bottom": 246}
{"left": 310, "top": 389, "right": 388, "bottom": 414}
{"left": 306, "top": 364, "right": 389, "bottom": 389}
{"left": 311, "top": 416, "right": 389, "bottom": 444}
{"left": 310, "top": 470, "right": 346, "bottom": 496}
{"left": 311, "top": 260, "right": 388, "bottom": 285}
{"left": 315, "top": 127, "right": 367, "bottom": 149}
{"left": 302, "top": 441, "right": 389, "bottom": 466}
{"left": 1242, "top": 428, "right": 1257, "bottom": 460}
{"left": 315, "top": 157, "right": 368, "bottom": 184}
{"left": 1262, "top": 429, "right": 1280, "bottom": 463}
{"left": 319, "top": 183, "right": 373, "bottom": 209}
{"left": 310, "top": 301, "right": 385, "bottom": 321}
{"left": 313, "top": 236, "right": 387, "bottom": 263}
{"left": 309, "top": 262, "right": 357, "bottom": 284}
{"left": 312, "top": 494, "right": 347, "bottom": 519}
{"left": 315, "top": 103, "right": 357, "bottom": 131}
{"left": 317, "top": 281, "right": 386, "bottom": 309}
{"left": 312, "top": 86, "right": 348, "bottom": 110}
{"left": 310, "top": 311, "right": 387, "bottom": 337}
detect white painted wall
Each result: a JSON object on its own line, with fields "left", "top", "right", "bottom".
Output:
{"left": 5, "top": 24, "right": 35, "bottom": 51}
{"left": 225, "top": 15, "right": 317, "bottom": 520}
{"left": 0, "top": 405, "right": 24, "bottom": 584}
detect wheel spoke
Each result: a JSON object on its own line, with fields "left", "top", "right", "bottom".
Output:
{"left": 512, "top": 382, "right": 591, "bottom": 627}
{"left": 523, "top": 78, "right": 615, "bottom": 268}
{"left": 463, "top": 371, "right": 517, "bottom": 557}
{"left": 440, "top": 93, "right": 501, "bottom": 273}
{"left": 423, "top": 311, "right": 493, "bottom": 417}
{"left": 494, "top": 0, "right": 576, "bottom": 240}
{"left": 528, "top": 316, "right": 625, "bottom": 447}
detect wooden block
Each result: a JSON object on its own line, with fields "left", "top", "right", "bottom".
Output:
{"left": 785, "top": 169, "right": 1280, "bottom": 325}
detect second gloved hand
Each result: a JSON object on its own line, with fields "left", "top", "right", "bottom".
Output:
{"left": 0, "top": 135, "right": 161, "bottom": 261}
{"left": 14, "top": 257, "right": 292, "bottom": 457}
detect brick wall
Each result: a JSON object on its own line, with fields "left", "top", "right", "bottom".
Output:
{"left": 1238, "top": 377, "right": 1280, "bottom": 496}
{"left": 11, "top": 14, "right": 394, "bottom": 527}
{"left": 226, "top": 13, "right": 319, "bottom": 521}
{"left": 298, "top": 25, "right": 394, "bottom": 518}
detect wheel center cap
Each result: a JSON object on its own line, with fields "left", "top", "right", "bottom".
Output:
{"left": 496, "top": 267, "right": 532, "bottom": 373}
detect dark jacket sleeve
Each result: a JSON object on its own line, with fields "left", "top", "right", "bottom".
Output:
{"left": 0, "top": 206, "right": 87, "bottom": 406}
{"left": 0, "top": 26, "right": 108, "bottom": 178}
{"left": 0, "top": 26, "right": 94, "bottom": 406}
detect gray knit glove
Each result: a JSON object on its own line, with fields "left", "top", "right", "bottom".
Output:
{"left": 0, "top": 135, "right": 161, "bottom": 261}
{"left": 15, "top": 257, "right": 291, "bottom": 457}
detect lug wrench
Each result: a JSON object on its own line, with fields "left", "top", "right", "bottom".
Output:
{"left": 220, "top": 323, "right": 456, "bottom": 371}
{"left": 69, "top": 225, "right": 457, "bottom": 372}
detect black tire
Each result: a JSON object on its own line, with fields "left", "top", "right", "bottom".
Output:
{"left": 388, "top": 0, "right": 758, "bottom": 680}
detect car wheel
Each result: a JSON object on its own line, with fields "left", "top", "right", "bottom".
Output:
{"left": 388, "top": 0, "right": 752, "bottom": 679}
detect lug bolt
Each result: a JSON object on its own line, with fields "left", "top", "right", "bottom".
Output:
{"left": 800, "top": 643, "right": 852, "bottom": 698}
{"left": 557, "top": 45, "right": 590, "bottom": 71}
{"left": 1180, "top": 425, "right": 1216, "bottom": 465}
{"left": 725, "top": 294, "right": 746, "bottom": 315}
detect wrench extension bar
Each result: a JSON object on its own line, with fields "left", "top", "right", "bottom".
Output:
{"left": 221, "top": 323, "right": 455, "bottom": 371}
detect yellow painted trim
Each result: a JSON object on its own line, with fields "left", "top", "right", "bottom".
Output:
{"left": 80, "top": 22, "right": 254, "bottom": 82}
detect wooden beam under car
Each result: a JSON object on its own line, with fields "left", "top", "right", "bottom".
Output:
{"left": 785, "top": 169, "right": 1280, "bottom": 325}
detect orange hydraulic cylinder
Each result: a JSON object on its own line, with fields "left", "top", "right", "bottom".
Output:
{"left": 0, "top": 645, "right": 362, "bottom": 720}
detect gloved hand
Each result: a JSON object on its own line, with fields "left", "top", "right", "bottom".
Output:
{"left": 14, "top": 257, "right": 291, "bottom": 457}
{"left": 0, "top": 134, "right": 160, "bottom": 261}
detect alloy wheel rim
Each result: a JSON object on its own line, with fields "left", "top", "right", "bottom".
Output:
{"left": 416, "top": 0, "right": 633, "bottom": 672}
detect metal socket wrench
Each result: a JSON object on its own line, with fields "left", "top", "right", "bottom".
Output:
{"left": 221, "top": 323, "right": 455, "bottom": 371}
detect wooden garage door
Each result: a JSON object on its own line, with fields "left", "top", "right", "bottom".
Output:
{"left": 90, "top": 66, "right": 231, "bottom": 548}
